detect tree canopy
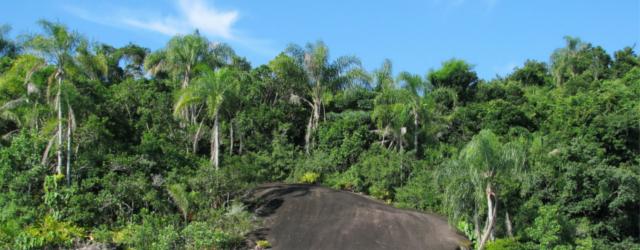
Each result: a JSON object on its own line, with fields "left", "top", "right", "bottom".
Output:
{"left": 0, "top": 20, "right": 638, "bottom": 249}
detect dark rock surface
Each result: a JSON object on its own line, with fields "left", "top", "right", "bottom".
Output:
{"left": 244, "top": 184, "right": 470, "bottom": 250}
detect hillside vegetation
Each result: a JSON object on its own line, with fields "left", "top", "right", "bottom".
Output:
{"left": 0, "top": 21, "right": 638, "bottom": 249}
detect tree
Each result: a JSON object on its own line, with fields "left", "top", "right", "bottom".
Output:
{"left": 439, "top": 130, "right": 526, "bottom": 250}
{"left": 397, "top": 71, "right": 427, "bottom": 152}
{"left": 550, "top": 36, "right": 588, "bottom": 85}
{"left": 285, "top": 41, "right": 365, "bottom": 154}
{"left": 428, "top": 59, "right": 478, "bottom": 103}
{"left": 371, "top": 60, "right": 410, "bottom": 151}
{"left": 0, "top": 55, "right": 45, "bottom": 136}
{"left": 508, "top": 60, "right": 550, "bottom": 86}
{"left": 25, "top": 20, "right": 82, "bottom": 184}
{"left": 144, "top": 32, "right": 234, "bottom": 90}
{"left": 145, "top": 32, "right": 235, "bottom": 152}
{"left": 611, "top": 47, "right": 639, "bottom": 78}
{"left": 174, "top": 67, "right": 240, "bottom": 169}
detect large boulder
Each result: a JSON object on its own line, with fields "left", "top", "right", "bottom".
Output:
{"left": 244, "top": 184, "right": 470, "bottom": 250}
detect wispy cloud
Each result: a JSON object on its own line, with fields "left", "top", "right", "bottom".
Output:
{"left": 121, "top": 0, "right": 238, "bottom": 39}
{"left": 63, "top": 0, "right": 276, "bottom": 55}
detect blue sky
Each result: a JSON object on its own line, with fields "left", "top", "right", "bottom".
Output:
{"left": 2, "top": 0, "right": 639, "bottom": 79}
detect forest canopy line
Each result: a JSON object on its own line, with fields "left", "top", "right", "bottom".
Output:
{"left": 0, "top": 20, "right": 639, "bottom": 249}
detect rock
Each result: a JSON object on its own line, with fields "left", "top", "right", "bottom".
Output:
{"left": 244, "top": 184, "right": 470, "bottom": 250}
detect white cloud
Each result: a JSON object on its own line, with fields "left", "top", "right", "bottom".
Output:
{"left": 63, "top": 0, "right": 276, "bottom": 55}
{"left": 123, "top": 0, "right": 238, "bottom": 39}
{"left": 177, "top": 0, "right": 238, "bottom": 39}
{"left": 122, "top": 18, "right": 185, "bottom": 37}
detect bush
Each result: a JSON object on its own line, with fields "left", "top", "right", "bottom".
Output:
{"left": 182, "top": 222, "right": 217, "bottom": 250}
{"left": 300, "top": 172, "right": 320, "bottom": 184}
{"left": 256, "top": 239, "right": 272, "bottom": 249}
{"left": 15, "top": 215, "right": 84, "bottom": 249}
{"left": 112, "top": 210, "right": 181, "bottom": 249}
{"left": 328, "top": 145, "right": 411, "bottom": 200}
{"left": 485, "top": 238, "right": 529, "bottom": 250}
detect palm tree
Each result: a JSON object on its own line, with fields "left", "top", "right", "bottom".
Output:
{"left": 146, "top": 32, "right": 235, "bottom": 151}
{"left": 439, "top": 130, "right": 526, "bottom": 250}
{"left": 285, "top": 41, "right": 365, "bottom": 154}
{"left": 174, "top": 67, "right": 240, "bottom": 169}
{"left": 551, "top": 36, "right": 587, "bottom": 86}
{"left": 25, "top": 20, "right": 81, "bottom": 184}
{"left": 397, "top": 71, "right": 428, "bottom": 152}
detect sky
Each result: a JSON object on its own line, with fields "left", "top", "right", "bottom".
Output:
{"left": 2, "top": 0, "right": 639, "bottom": 80}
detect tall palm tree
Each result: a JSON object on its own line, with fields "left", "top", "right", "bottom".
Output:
{"left": 285, "top": 41, "right": 365, "bottom": 154}
{"left": 439, "top": 130, "right": 526, "bottom": 250}
{"left": 25, "top": 20, "right": 81, "bottom": 184}
{"left": 174, "top": 67, "right": 240, "bottom": 169}
{"left": 371, "top": 59, "right": 404, "bottom": 150}
{"left": 146, "top": 32, "right": 235, "bottom": 151}
{"left": 397, "top": 71, "right": 427, "bottom": 152}
{"left": 551, "top": 36, "right": 587, "bottom": 86}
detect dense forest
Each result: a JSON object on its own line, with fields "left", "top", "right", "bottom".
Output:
{"left": 0, "top": 20, "right": 638, "bottom": 249}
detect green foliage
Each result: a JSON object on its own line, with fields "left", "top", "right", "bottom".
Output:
{"left": 112, "top": 211, "right": 181, "bottom": 250}
{"left": 428, "top": 59, "right": 479, "bottom": 103}
{"left": 167, "top": 183, "right": 192, "bottom": 221}
{"left": 524, "top": 205, "right": 574, "bottom": 250}
{"left": 16, "top": 215, "right": 84, "bottom": 249}
{"left": 0, "top": 20, "right": 639, "bottom": 249}
{"left": 256, "top": 240, "right": 272, "bottom": 248}
{"left": 328, "top": 145, "right": 411, "bottom": 200}
{"left": 300, "top": 171, "right": 320, "bottom": 184}
{"left": 485, "top": 238, "right": 528, "bottom": 250}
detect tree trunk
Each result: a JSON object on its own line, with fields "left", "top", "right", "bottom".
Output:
{"left": 210, "top": 114, "right": 220, "bottom": 170}
{"left": 42, "top": 135, "right": 56, "bottom": 165}
{"left": 181, "top": 67, "right": 191, "bottom": 125}
{"left": 229, "top": 119, "right": 234, "bottom": 155}
{"left": 478, "top": 183, "right": 497, "bottom": 250}
{"left": 505, "top": 211, "right": 513, "bottom": 238}
{"left": 313, "top": 98, "right": 321, "bottom": 130}
{"left": 182, "top": 66, "right": 191, "bottom": 89}
{"left": 66, "top": 112, "right": 72, "bottom": 185}
{"left": 304, "top": 113, "right": 313, "bottom": 154}
{"left": 56, "top": 71, "right": 63, "bottom": 175}
{"left": 193, "top": 120, "right": 204, "bottom": 153}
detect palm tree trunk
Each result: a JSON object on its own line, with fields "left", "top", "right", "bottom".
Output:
{"left": 193, "top": 120, "right": 203, "bottom": 153}
{"left": 56, "top": 72, "right": 63, "bottom": 175}
{"left": 66, "top": 112, "right": 72, "bottom": 185}
{"left": 478, "top": 183, "right": 497, "bottom": 250}
{"left": 211, "top": 114, "right": 220, "bottom": 170}
{"left": 505, "top": 211, "right": 513, "bottom": 238}
{"left": 304, "top": 101, "right": 319, "bottom": 155}
{"left": 313, "top": 99, "right": 321, "bottom": 130}
{"left": 181, "top": 68, "right": 192, "bottom": 125}
{"left": 304, "top": 113, "right": 313, "bottom": 154}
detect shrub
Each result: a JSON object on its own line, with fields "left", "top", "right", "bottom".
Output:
{"left": 485, "top": 238, "right": 528, "bottom": 250}
{"left": 15, "top": 215, "right": 84, "bottom": 249}
{"left": 256, "top": 239, "right": 272, "bottom": 249}
{"left": 300, "top": 172, "right": 320, "bottom": 184}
